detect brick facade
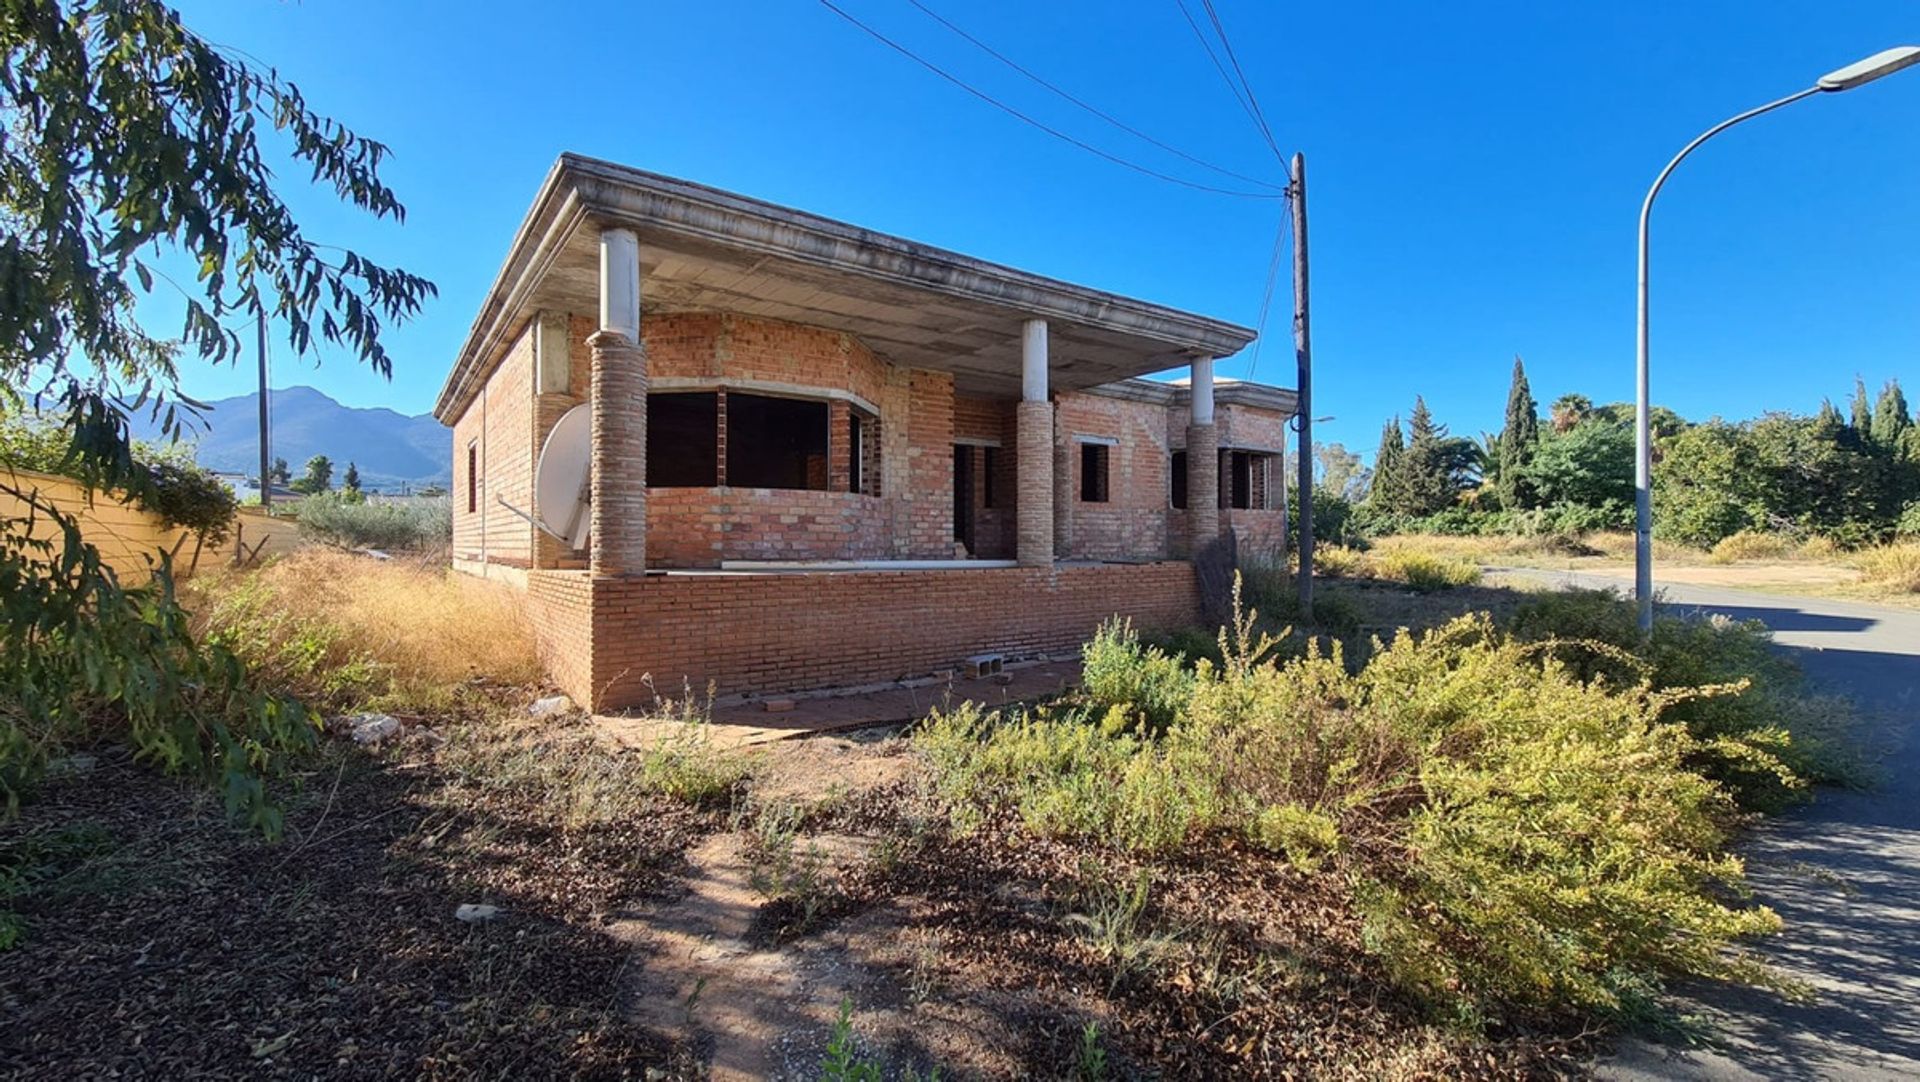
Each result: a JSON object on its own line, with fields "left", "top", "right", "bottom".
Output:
{"left": 449, "top": 311, "right": 1292, "bottom": 702}
{"left": 527, "top": 561, "right": 1200, "bottom": 708}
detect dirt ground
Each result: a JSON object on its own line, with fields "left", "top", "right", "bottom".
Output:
{"left": 0, "top": 707, "right": 1591, "bottom": 1080}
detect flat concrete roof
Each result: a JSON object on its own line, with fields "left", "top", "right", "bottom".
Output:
{"left": 435, "top": 155, "right": 1265, "bottom": 422}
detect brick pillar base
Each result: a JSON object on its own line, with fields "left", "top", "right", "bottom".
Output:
{"left": 1016, "top": 400, "right": 1055, "bottom": 567}
{"left": 1187, "top": 422, "right": 1220, "bottom": 550}
{"left": 590, "top": 329, "right": 648, "bottom": 576}
{"left": 1053, "top": 413, "right": 1074, "bottom": 560}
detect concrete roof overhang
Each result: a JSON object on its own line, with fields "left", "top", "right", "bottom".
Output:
{"left": 434, "top": 155, "right": 1260, "bottom": 422}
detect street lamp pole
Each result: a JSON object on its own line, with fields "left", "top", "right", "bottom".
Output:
{"left": 1634, "top": 46, "right": 1920, "bottom": 632}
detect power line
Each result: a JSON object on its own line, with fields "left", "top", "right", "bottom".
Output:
{"left": 902, "top": 0, "right": 1285, "bottom": 192}
{"left": 1196, "top": 0, "right": 1285, "bottom": 166}
{"left": 818, "top": 0, "right": 1285, "bottom": 200}
{"left": 1171, "top": 0, "right": 1265, "bottom": 148}
{"left": 1244, "top": 198, "right": 1289, "bottom": 384}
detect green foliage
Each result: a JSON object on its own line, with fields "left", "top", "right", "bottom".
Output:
{"left": 1497, "top": 355, "right": 1539, "bottom": 510}
{"left": 1081, "top": 620, "right": 1195, "bottom": 737}
{"left": 296, "top": 492, "right": 451, "bottom": 551}
{"left": 819, "top": 998, "right": 942, "bottom": 1081}
{"left": 0, "top": 413, "right": 236, "bottom": 542}
{"left": 1653, "top": 421, "right": 1756, "bottom": 546}
{"left": 1369, "top": 417, "right": 1407, "bottom": 510}
{"left": 290, "top": 454, "right": 334, "bottom": 495}
{"left": 0, "top": 0, "right": 428, "bottom": 829}
{"left": 0, "top": 500, "right": 319, "bottom": 834}
{"left": 1401, "top": 396, "right": 1469, "bottom": 515}
{"left": 0, "top": 821, "right": 117, "bottom": 949}
{"left": 918, "top": 582, "right": 1806, "bottom": 1024}
{"left": 1507, "top": 588, "right": 1861, "bottom": 808}
{"left": 342, "top": 461, "right": 361, "bottom": 494}
{"left": 1522, "top": 420, "right": 1633, "bottom": 512}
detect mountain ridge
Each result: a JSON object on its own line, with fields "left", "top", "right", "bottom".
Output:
{"left": 130, "top": 386, "right": 451, "bottom": 488}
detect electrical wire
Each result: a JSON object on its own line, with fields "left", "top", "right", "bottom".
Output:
{"left": 1244, "top": 197, "right": 1289, "bottom": 384}
{"left": 901, "top": 0, "right": 1285, "bottom": 192}
{"left": 818, "top": 0, "right": 1285, "bottom": 200}
{"left": 1171, "top": 0, "right": 1266, "bottom": 150}
{"left": 1197, "top": 0, "right": 1285, "bottom": 166}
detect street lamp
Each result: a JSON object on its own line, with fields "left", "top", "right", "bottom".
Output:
{"left": 1634, "top": 46, "right": 1920, "bottom": 631}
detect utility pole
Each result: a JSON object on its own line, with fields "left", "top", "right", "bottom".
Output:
{"left": 1291, "top": 152, "right": 1314, "bottom": 618}
{"left": 256, "top": 310, "right": 271, "bottom": 511}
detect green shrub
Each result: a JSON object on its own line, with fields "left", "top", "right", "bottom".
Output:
{"left": 917, "top": 585, "right": 1795, "bottom": 1024}
{"left": 1080, "top": 620, "right": 1194, "bottom": 738}
{"left": 1507, "top": 589, "right": 1858, "bottom": 808}
{"left": 296, "top": 493, "right": 451, "bottom": 552}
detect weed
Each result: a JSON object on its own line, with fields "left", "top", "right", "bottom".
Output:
{"left": 918, "top": 578, "right": 1800, "bottom": 1025}
{"left": 1081, "top": 619, "right": 1194, "bottom": 737}
{"left": 1709, "top": 530, "right": 1797, "bottom": 564}
{"left": 1374, "top": 549, "right": 1481, "bottom": 591}
{"left": 1851, "top": 543, "right": 1920, "bottom": 593}
{"left": 190, "top": 549, "right": 538, "bottom": 714}
{"left": 1076, "top": 1021, "right": 1108, "bottom": 1080}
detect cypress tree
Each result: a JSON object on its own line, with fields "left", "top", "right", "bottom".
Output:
{"left": 1496, "top": 355, "right": 1540, "bottom": 509}
{"left": 1850, "top": 376, "right": 1874, "bottom": 437}
{"left": 1371, "top": 417, "right": 1407, "bottom": 508}
{"left": 1872, "top": 379, "right": 1911, "bottom": 450}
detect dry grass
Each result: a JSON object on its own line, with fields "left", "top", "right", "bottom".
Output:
{"left": 1850, "top": 543, "right": 1920, "bottom": 594}
{"left": 1709, "top": 531, "right": 1800, "bottom": 565}
{"left": 186, "top": 549, "right": 541, "bottom": 712}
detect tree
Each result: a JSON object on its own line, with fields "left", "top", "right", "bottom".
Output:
{"left": 1369, "top": 417, "right": 1407, "bottom": 509}
{"left": 1400, "top": 396, "right": 1461, "bottom": 515}
{"left": 1549, "top": 394, "right": 1592, "bottom": 434}
{"left": 0, "top": 0, "right": 430, "bottom": 831}
{"left": 342, "top": 461, "right": 362, "bottom": 494}
{"left": 291, "top": 454, "right": 333, "bottom": 495}
{"left": 1850, "top": 377, "right": 1874, "bottom": 437}
{"left": 1523, "top": 421, "right": 1634, "bottom": 511}
{"left": 270, "top": 457, "right": 291, "bottom": 485}
{"left": 1497, "top": 356, "right": 1539, "bottom": 509}
{"left": 1654, "top": 422, "right": 1760, "bottom": 546}
{"left": 1872, "top": 379, "right": 1911, "bottom": 452}
{"left": 1314, "top": 442, "right": 1371, "bottom": 502}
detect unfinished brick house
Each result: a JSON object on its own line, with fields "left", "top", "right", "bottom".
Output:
{"left": 434, "top": 155, "right": 1298, "bottom": 709}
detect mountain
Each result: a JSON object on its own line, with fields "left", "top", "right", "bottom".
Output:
{"left": 130, "top": 386, "right": 450, "bottom": 489}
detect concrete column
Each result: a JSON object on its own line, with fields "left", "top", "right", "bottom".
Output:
{"left": 1053, "top": 416, "right": 1074, "bottom": 559}
{"left": 590, "top": 227, "right": 648, "bottom": 577}
{"left": 1187, "top": 356, "right": 1220, "bottom": 548}
{"left": 1016, "top": 319, "right": 1054, "bottom": 567}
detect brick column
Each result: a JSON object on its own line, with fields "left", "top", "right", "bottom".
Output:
{"left": 589, "top": 330, "right": 648, "bottom": 576}
{"left": 1187, "top": 355, "right": 1219, "bottom": 549}
{"left": 591, "top": 226, "right": 647, "bottom": 577}
{"left": 1016, "top": 319, "right": 1054, "bottom": 567}
{"left": 1052, "top": 414, "right": 1075, "bottom": 559}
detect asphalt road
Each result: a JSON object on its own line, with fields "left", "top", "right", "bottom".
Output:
{"left": 1489, "top": 569, "right": 1920, "bottom": 1081}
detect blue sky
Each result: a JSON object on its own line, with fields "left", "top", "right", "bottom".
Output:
{"left": 167, "top": 0, "right": 1920, "bottom": 462}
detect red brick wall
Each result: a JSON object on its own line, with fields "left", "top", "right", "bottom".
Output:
{"left": 1054, "top": 391, "right": 1172, "bottom": 561}
{"left": 953, "top": 394, "right": 1016, "bottom": 558}
{"left": 528, "top": 569, "right": 594, "bottom": 700}
{"left": 645, "top": 487, "right": 894, "bottom": 567}
{"left": 449, "top": 323, "right": 536, "bottom": 568}
{"left": 572, "top": 561, "right": 1200, "bottom": 707}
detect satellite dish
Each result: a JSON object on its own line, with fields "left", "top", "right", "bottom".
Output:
{"left": 534, "top": 403, "right": 592, "bottom": 550}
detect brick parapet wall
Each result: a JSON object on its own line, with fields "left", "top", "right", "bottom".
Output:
{"left": 567, "top": 562, "right": 1199, "bottom": 708}
{"left": 645, "top": 487, "right": 892, "bottom": 567}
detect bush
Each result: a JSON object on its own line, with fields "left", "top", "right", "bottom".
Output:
{"left": 297, "top": 493, "right": 451, "bottom": 552}
{"left": 1852, "top": 543, "right": 1920, "bottom": 594}
{"left": 191, "top": 549, "right": 540, "bottom": 713}
{"left": 917, "top": 595, "right": 1791, "bottom": 1023}
{"left": 1374, "top": 549, "right": 1481, "bottom": 592}
{"left": 1080, "top": 620, "right": 1195, "bottom": 738}
{"left": 1709, "top": 530, "right": 1797, "bottom": 564}
{"left": 1507, "top": 588, "right": 1858, "bottom": 808}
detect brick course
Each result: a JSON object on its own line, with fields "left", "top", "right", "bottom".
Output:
{"left": 526, "top": 561, "right": 1200, "bottom": 709}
